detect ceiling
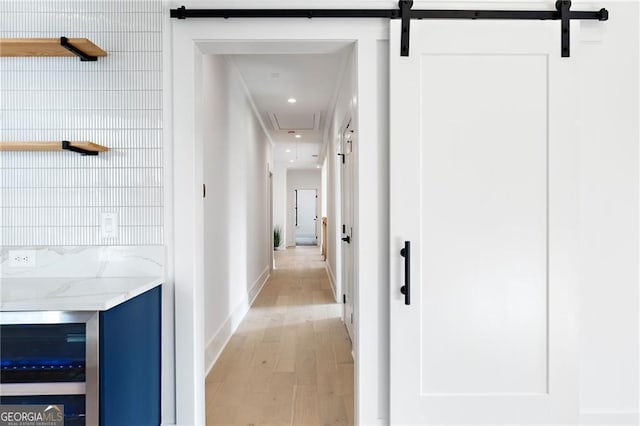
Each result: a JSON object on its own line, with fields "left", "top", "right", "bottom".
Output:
{"left": 230, "top": 48, "right": 350, "bottom": 169}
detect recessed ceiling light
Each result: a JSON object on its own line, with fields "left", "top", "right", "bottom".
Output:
{"left": 285, "top": 149, "right": 291, "bottom": 153}
{"left": 295, "top": 134, "right": 301, "bottom": 139}
{"left": 289, "top": 159, "right": 294, "bottom": 163}
{"left": 316, "top": 165, "right": 321, "bottom": 169}
{"left": 287, "top": 98, "right": 297, "bottom": 104}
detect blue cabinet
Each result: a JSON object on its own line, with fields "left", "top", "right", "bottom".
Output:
{"left": 100, "top": 286, "right": 161, "bottom": 426}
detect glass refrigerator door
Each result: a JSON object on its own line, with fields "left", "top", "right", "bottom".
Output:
{"left": 1, "top": 323, "right": 86, "bottom": 383}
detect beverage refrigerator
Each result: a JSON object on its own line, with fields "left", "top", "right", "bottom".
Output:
{"left": 0, "top": 311, "right": 98, "bottom": 425}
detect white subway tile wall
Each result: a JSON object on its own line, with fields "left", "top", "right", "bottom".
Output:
{"left": 0, "top": 1, "right": 163, "bottom": 246}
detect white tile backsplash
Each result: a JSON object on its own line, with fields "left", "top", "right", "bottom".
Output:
{"left": 0, "top": 2, "right": 163, "bottom": 14}
{"left": 0, "top": 12, "right": 162, "bottom": 33}
{"left": 0, "top": 168, "right": 162, "bottom": 188}
{"left": 3, "top": 207, "right": 162, "bottom": 227}
{"left": 1, "top": 110, "right": 162, "bottom": 130}
{"left": 0, "top": 149, "right": 163, "bottom": 169}
{"left": 1, "top": 71, "right": 162, "bottom": 90}
{"left": 0, "top": 0, "right": 163, "bottom": 248}
{"left": 0, "top": 129, "right": 163, "bottom": 148}
{"left": 0, "top": 52, "right": 162, "bottom": 71}
{"left": 2, "top": 90, "right": 162, "bottom": 110}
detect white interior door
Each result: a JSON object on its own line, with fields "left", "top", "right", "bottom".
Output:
{"left": 341, "top": 120, "right": 355, "bottom": 340}
{"left": 295, "top": 189, "right": 317, "bottom": 245}
{"left": 390, "top": 19, "right": 579, "bottom": 424}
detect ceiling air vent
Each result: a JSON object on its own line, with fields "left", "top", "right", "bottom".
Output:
{"left": 268, "top": 111, "right": 320, "bottom": 131}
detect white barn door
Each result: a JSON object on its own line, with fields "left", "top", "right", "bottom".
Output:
{"left": 389, "top": 19, "right": 580, "bottom": 424}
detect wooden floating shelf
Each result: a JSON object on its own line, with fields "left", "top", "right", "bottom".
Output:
{"left": 0, "top": 141, "right": 109, "bottom": 156}
{"left": 0, "top": 38, "right": 107, "bottom": 60}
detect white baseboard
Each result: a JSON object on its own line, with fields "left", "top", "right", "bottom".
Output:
{"left": 204, "top": 266, "right": 270, "bottom": 375}
{"left": 247, "top": 266, "right": 269, "bottom": 304}
{"left": 580, "top": 411, "right": 639, "bottom": 425}
{"left": 325, "top": 262, "right": 338, "bottom": 302}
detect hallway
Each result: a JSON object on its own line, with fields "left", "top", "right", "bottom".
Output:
{"left": 205, "top": 247, "right": 354, "bottom": 425}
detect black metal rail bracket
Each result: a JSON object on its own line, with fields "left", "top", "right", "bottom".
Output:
{"left": 61, "top": 141, "right": 99, "bottom": 156}
{"left": 559, "top": 0, "right": 572, "bottom": 57}
{"left": 170, "top": 1, "right": 607, "bottom": 57}
{"left": 60, "top": 36, "right": 98, "bottom": 61}
{"left": 399, "top": 0, "right": 413, "bottom": 56}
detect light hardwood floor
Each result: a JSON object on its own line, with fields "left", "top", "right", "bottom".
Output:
{"left": 206, "top": 247, "right": 354, "bottom": 425}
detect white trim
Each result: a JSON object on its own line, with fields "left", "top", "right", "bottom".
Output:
{"left": 250, "top": 267, "right": 271, "bottom": 311}
{"left": 161, "top": 4, "right": 176, "bottom": 424}
{"left": 580, "top": 412, "right": 640, "bottom": 425}
{"left": 204, "top": 266, "right": 270, "bottom": 375}
{"left": 172, "top": 32, "right": 206, "bottom": 426}
{"left": 325, "top": 261, "right": 339, "bottom": 302}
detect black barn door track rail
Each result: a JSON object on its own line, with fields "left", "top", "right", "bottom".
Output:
{"left": 170, "top": 0, "right": 607, "bottom": 58}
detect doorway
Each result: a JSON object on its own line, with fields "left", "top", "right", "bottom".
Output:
{"left": 198, "top": 48, "right": 353, "bottom": 423}
{"left": 170, "top": 22, "right": 390, "bottom": 425}
{"left": 189, "top": 42, "right": 357, "bottom": 425}
{"left": 295, "top": 189, "right": 318, "bottom": 246}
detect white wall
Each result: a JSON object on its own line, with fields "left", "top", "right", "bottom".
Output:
{"left": 576, "top": 2, "right": 639, "bottom": 423}
{"left": 324, "top": 46, "right": 356, "bottom": 307}
{"left": 201, "top": 55, "right": 273, "bottom": 374}
{"left": 354, "top": 38, "right": 391, "bottom": 425}
{"left": 321, "top": 161, "right": 328, "bottom": 219}
{"left": 325, "top": 123, "right": 341, "bottom": 299}
{"left": 286, "top": 169, "right": 321, "bottom": 247}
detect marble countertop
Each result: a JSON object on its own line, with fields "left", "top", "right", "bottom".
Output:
{"left": 0, "top": 276, "right": 162, "bottom": 311}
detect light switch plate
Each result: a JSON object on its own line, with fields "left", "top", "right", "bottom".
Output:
{"left": 101, "top": 212, "right": 118, "bottom": 239}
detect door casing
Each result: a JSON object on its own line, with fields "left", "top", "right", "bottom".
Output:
{"left": 168, "top": 19, "right": 390, "bottom": 425}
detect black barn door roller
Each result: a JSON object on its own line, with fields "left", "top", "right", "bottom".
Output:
{"left": 170, "top": 0, "right": 608, "bottom": 58}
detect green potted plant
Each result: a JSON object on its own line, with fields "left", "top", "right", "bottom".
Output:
{"left": 273, "top": 226, "right": 281, "bottom": 250}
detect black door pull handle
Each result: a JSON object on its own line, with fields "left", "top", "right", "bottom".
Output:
{"left": 400, "top": 241, "right": 410, "bottom": 305}
{"left": 342, "top": 236, "right": 351, "bottom": 244}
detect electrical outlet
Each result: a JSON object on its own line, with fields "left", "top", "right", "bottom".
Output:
{"left": 9, "top": 250, "right": 37, "bottom": 268}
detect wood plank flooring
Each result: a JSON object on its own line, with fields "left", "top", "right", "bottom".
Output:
{"left": 206, "top": 247, "right": 354, "bottom": 425}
